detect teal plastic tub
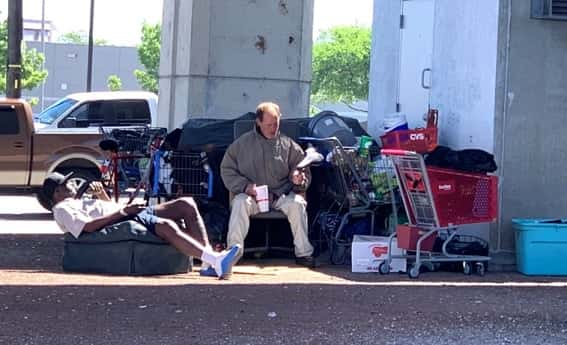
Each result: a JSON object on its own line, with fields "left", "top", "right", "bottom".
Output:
{"left": 513, "top": 218, "right": 567, "bottom": 275}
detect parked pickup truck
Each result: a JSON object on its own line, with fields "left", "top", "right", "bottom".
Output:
{"left": 34, "top": 91, "right": 157, "bottom": 130}
{"left": 0, "top": 98, "right": 106, "bottom": 206}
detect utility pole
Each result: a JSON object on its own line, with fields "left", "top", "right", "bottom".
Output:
{"left": 6, "top": 0, "right": 23, "bottom": 99}
{"left": 40, "top": 0, "right": 46, "bottom": 110}
{"left": 86, "top": 0, "right": 95, "bottom": 92}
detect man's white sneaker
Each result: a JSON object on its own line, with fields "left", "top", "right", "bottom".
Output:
{"left": 214, "top": 244, "right": 240, "bottom": 279}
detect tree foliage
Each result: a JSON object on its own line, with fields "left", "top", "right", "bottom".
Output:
{"left": 311, "top": 26, "right": 371, "bottom": 103}
{"left": 134, "top": 22, "right": 160, "bottom": 93}
{"left": 58, "top": 31, "right": 108, "bottom": 45}
{"left": 107, "top": 75, "right": 122, "bottom": 91}
{"left": 0, "top": 17, "right": 48, "bottom": 93}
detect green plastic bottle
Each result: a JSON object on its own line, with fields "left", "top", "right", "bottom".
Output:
{"left": 359, "top": 135, "right": 373, "bottom": 158}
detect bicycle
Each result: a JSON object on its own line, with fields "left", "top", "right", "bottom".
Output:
{"left": 98, "top": 126, "right": 167, "bottom": 203}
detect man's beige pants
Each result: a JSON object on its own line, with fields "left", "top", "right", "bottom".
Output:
{"left": 227, "top": 192, "right": 314, "bottom": 262}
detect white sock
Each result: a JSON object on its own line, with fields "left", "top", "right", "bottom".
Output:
{"left": 201, "top": 245, "right": 214, "bottom": 269}
{"left": 200, "top": 248, "right": 219, "bottom": 267}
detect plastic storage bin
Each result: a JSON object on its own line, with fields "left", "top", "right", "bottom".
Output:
{"left": 380, "top": 127, "right": 438, "bottom": 153}
{"left": 513, "top": 218, "right": 567, "bottom": 276}
{"left": 396, "top": 224, "right": 436, "bottom": 251}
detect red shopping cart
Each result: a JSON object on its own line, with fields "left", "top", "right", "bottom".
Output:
{"left": 379, "top": 149, "right": 498, "bottom": 278}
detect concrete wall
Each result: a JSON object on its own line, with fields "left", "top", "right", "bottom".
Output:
{"left": 369, "top": 0, "right": 499, "bottom": 150}
{"left": 495, "top": 1, "right": 567, "bottom": 252}
{"left": 158, "top": 0, "right": 314, "bottom": 129}
{"left": 368, "top": 0, "right": 401, "bottom": 139}
{"left": 430, "top": 0, "right": 499, "bottom": 153}
{"left": 22, "top": 42, "right": 143, "bottom": 113}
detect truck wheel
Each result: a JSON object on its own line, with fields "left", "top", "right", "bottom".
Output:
{"left": 60, "top": 169, "right": 97, "bottom": 195}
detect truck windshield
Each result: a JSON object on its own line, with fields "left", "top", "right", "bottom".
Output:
{"left": 36, "top": 98, "right": 78, "bottom": 125}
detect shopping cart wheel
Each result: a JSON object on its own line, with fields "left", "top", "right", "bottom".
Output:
{"left": 378, "top": 262, "right": 390, "bottom": 275}
{"left": 423, "top": 261, "right": 436, "bottom": 272}
{"left": 408, "top": 265, "right": 420, "bottom": 279}
{"left": 462, "top": 261, "right": 472, "bottom": 275}
{"left": 476, "top": 262, "right": 486, "bottom": 277}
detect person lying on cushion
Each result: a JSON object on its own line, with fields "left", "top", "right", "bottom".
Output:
{"left": 37, "top": 172, "right": 238, "bottom": 279}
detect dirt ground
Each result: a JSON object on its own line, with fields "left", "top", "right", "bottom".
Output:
{"left": 2, "top": 234, "right": 567, "bottom": 345}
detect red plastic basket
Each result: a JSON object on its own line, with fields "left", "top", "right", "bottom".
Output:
{"left": 427, "top": 167, "right": 498, "bottom": 227}
{"left": 396, "top": 224, "right": 436, "bottom": 251}
{"left": 380, "top": 127, "right": 438, "bottom": 153}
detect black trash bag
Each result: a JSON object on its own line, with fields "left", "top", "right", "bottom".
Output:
{"left": 425, "top": 145, "right": 497, "bottom": 173}
{"left": 160, "top": 128, "right": 183, "bottom": 151}
{"left": 432, "top": 234, "right": 489, "bottom": 272}
{"left": 196, "top": 199, "right": 229, "bottom": 247}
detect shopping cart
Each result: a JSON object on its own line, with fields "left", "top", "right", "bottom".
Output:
{"left": 302, "top": 137, "right": 397, "bottom": 264}
{"left": 146, "top": 150, "right": 214, "bottom": 204}
{"left": 379, "top": 149, "right": 498, "bottom": 278}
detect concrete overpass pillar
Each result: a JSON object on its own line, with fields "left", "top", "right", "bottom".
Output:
{"left": 157, "top": 0, "right": 314, "bottom": 129}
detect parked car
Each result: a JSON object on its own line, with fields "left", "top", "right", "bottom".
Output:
{"left": 0, "top": 98, "right": 105, "bottom": 207}
{"left": 34, "top": 91, "right": 158, "bottom": 131}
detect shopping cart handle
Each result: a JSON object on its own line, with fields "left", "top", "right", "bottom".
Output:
{"left": 298, "top": 136, "right": 341, "bottom": 144}
{"left": 381, "top": 149, "right": 417, "bottom": 156}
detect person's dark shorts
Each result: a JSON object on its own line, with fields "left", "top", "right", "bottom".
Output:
{"left": 132, "top": 206, "right": 159, "bottom": 234}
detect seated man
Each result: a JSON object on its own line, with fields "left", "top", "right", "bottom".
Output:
{"left": 220, "top": 101, "right": 316, "bottom": 267}
{"left": 37, "top": 172, "right": 239, "bottom": 279}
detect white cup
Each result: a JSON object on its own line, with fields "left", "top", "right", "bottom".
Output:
{"left": 255, "top": 185, "right": 269, "bottom": 213}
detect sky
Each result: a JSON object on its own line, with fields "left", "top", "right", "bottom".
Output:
{"left": 0, "top": 0, "right": 373, "bottom": 46}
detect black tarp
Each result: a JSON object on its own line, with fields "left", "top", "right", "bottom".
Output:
{"left": 177, "top": 111, "right": 370, "bottom": 152}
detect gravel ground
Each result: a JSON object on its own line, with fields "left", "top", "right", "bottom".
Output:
{"left": 2, "top": 235, "right": 567, "bottom": 345}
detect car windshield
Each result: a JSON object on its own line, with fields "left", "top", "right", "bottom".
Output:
{"left": 36, "top": 98, "right": 78, "bottom": 125}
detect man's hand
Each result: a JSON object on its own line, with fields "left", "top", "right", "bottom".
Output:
{"left": 291, "top": 169, "right": 307, "bottom": 186}
{"left": 244, "top": 183, "right": 257, "bottom": 197}
{"left": 89, "top": 181, "right": 110, "bottom": 201}
{"left": 122, "top": 203, "right": 146, "bottom": 216}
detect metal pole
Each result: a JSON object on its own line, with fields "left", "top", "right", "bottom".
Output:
{"left": 6, "top": 0, "right": 23, "bottom": 99}
{"left": 86, "top": 0, "right": 95, "bottom": 92}
{"left": 40, "top": 0, "right": 46, "bottom": 110}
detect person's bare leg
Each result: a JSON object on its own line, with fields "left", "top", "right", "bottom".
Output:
{"left": 153, "top": 197, "right": 210, "bottom": 247}
{"left": 154, "top": 218, "right": 205, "bottom": 258}
{"left": 154, "top": 217, "right": 239, "bottom": 278}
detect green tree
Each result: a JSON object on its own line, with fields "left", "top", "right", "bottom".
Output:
{"left": 58, "top": 31, "right": 108, "bottom": 45}
{"left": 311, "top": 26, "right": 371, "bottom": 103}
{"left": 134, "top": 22, "right": 160, "bottom": 93}
{"left": 0, "top": 16, "right": 48, "bottom": 93}
{"left": 107, "top": 75, "right": 122, "bottom": 91}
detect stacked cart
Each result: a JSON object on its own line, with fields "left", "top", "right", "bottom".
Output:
{"left": 99, "top": 126, "right": 167, "bottom": 201}
{"left": 98, "top": 127, "right": 213, "bottom": 203}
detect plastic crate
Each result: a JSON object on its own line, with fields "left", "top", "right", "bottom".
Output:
{"left": 396, "top": 224, "right": 436, "bottom": 251}
{"left": 513, "top": 218, "right": 567, "bottom": 276}
{"left": 427, "top": 167, "right": 498, "bottom": 227}
{"left": 380, "top": 127, "right": 438, "bottom": 153}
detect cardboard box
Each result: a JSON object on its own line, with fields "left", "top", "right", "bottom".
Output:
{"left": 351, "top": 235, "right": 406, "bottom": 273}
